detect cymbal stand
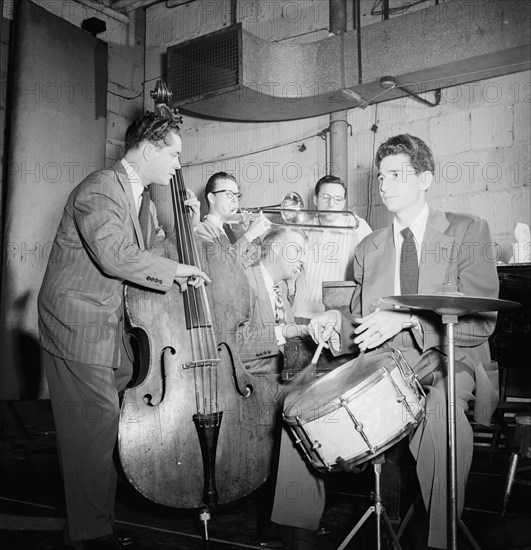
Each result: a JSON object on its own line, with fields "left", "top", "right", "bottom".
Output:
{"left": 443, "top": 314, "right": 482, "bottom": 550}
{"left": 337, "top": 454, "right": 403, "bottom": 550}
{"left": 443, "top": 314, "right": 459, "bottom": 550}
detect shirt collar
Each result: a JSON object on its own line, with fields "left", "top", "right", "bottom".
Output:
{"left": 393, "top": 203, "right": 429, "bottom": 244}
{"left": 122, "top": 159, "right": 144, "bottom": 211}
{"left": 259, "top": 261, "right": 277, "bottom": 309}
{"left": 260, "top": 261, "right": 275, "bottom": 290}
{"left": 205, "top": 213, "right": 224, "bottom": 231}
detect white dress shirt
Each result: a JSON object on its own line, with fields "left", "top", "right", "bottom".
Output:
{"left": 121, "top": 158, "right": 164, "bottom": 238}
{"left": 121, "top": 159, "right": 144, "bottom": 213}
{"left": 259, "top": 262, "right": 286, "bottom": 346}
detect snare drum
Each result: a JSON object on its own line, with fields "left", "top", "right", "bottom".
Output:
{"left": 283, "top": 348, "right": 425, "bottom": 473}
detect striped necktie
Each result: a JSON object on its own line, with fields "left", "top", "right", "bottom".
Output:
{"left": 273, "top": 284, "right": 287, "bottom": 325}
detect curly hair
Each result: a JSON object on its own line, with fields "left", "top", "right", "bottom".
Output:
{"left": 124, "top": 112, "right": 181, "bottom": 152}
{"left": 375, "top": 134, "right": 435, "bottom": 174}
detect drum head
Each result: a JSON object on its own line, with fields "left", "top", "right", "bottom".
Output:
{"left": 284, "top": 348, "right": 393, "bottom": 422}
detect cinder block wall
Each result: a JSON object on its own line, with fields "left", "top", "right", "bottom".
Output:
{"left": 144, "top": 0, "right": 530, "bottom": 263}
{"left": 349, "top": 72, "right": 531, "bottom": 262}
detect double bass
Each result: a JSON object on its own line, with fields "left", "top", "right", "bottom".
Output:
{"left": 118, "top": 81, "right": 280, "bottom": 511}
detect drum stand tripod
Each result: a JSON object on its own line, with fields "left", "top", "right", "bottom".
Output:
{"left": 337, "top": 451, "right": 405, "bottom": 550}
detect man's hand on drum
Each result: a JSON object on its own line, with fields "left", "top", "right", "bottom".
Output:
{"left": 308, "top": 309, "right": 341, "bottom": 349}
{"left": 353, "top": 310, "right": 411, "bottom": 351}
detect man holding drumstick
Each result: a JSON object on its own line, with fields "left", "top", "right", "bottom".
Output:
{"left": 271, "top": 134, "right": 499, "bottom": 550}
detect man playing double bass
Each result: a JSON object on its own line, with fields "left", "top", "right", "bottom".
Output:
{"left": 38, "top": 113, "right": 210, "bottom": 550}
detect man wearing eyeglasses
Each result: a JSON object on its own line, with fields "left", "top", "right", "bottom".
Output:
{"left": 292, "top": 175, "right": 372, "bottom": 323}
{"left": 196, "top": 172, "right": 271, "bottom": 267}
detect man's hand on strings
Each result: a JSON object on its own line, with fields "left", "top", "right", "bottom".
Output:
{"left": 184, "top": 189, "right": 201, "bottom": 228}
{"left": 174, "top": 264, "right": 211, "bottom": 292}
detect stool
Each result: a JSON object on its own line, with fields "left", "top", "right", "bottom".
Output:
{"left": 501, "top": 414, "right": 531, "bottom": 516}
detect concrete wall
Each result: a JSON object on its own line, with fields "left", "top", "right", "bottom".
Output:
{"left": 0, "top": 0, "right": 144, "bottom": 168}
{"left": 144, "top": 0, "right": 530, "bottom": 263}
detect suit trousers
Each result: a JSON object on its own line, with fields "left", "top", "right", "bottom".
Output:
{"left": 43, "top": 335, "right": 133, "bottom": 542}
{"left": 270, "top": 354, "right": 475, "bottom": 550}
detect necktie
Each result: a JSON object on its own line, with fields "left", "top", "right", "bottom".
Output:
{"left": 139, "top": 188, "right": 156, "bottom": 250}
{"left": 400, "top": 227, "right": 419, "bottom": 295}
{"left": 222, "top": 223, "right": 237, "bottom": 245}
{"left": 273, "top": 284, "right": 287, "bottom": 325}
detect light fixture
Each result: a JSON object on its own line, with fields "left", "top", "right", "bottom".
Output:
{"left": 379, "top": 76, "right": 441, "bottom": 107}
{"left": 81, "top": 17, "right": 106, "bottom": 37}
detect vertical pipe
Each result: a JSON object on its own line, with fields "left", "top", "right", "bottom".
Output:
{"left": 230, "top": 0, "right": 237, "bottom": 25}
{"left": 329, "top": 0, "right": 348, "bottom": 184}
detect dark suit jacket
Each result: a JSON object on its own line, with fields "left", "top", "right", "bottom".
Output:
{"left": 195, "top": 217, "right": 259, "bottom": 268}
{"left": 338, "top": 207, "right": 500, "bottom": 423}
{"left": 38, "top": 161, "right": 178, "bottom": 367}
{"left": 237, "top": 262, "right": 296, "bottom": 374}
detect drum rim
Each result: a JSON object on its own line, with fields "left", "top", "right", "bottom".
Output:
{"left": 284, "top": 361, "right": 397, "bottom": 422}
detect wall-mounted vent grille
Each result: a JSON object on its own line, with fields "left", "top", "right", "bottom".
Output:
{"left": 167, "top": 24, "right": 242, "bottom": 104}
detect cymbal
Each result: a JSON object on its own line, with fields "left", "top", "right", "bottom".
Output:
{"left": 382, "top": 293, "right": 521, "bottom": 315}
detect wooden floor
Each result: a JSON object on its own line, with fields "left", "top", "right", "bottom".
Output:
{"left": 1, "top": 400, "right": 531, "bottom": 550}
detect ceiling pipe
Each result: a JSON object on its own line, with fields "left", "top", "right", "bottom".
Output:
{"left": 329, "top": 0, "right": 349, "bottom": 185}
{"left": 74, "top": 0, "right": 130, "bottom": 23}
{"left": 379, "top": 75, "right": 441, "bottom": 107}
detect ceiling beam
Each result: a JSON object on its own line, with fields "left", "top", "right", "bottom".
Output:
{"left": 111, "top": 0, "right": 165, "bottom": 13}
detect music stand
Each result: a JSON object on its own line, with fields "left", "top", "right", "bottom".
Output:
{"left": 382, "top": 292, "right": 521, "bottom": 550}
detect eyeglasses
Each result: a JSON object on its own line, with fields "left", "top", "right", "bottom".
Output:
{"left": 317, "top": 193, "right": 345, "bottom": 204}
{"left": 211, "top": 189, "right": 243, "bottom": 200}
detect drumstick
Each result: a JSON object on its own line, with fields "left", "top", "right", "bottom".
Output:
{"left": 311, "top": 341, "right": 325, "bottom": 365}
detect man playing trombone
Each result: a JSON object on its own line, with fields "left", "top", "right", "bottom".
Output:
{"left": 196, "top": 171, "right": 271, "bottom": 267}
{"left": 292, "top": 175, "right": 372, "bottom": 323}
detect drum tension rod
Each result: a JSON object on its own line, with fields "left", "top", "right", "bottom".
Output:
{"left": 291, "top": 414, "right": 330, "bottom": 471}
{"left": 339, "top": 397, "right": 375, "bottom": 454}
{"left": 383, "top": 365, "right": 419, "bottom": 423}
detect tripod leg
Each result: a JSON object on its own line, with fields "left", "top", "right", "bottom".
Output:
{"left": 381, "top": 508, "right": 403, "bottom": 550}
{"left": 501, "top": 450, "right": 519, "bottom": 516}
{"left": 395, "top": 499, "right": 416, "bottom": 540}
{"left": 337, "top": 506, "right": 375, "bottom": 550}
{"left": 458, "top": 518, "right": 482, "bottom": 550}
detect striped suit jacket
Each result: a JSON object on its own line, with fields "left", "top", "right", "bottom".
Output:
{"left": 38, "top": 161, "right": 178, "bottom": 367}
{"left": 195, "top": 217, "right": 259, "bottom": 268}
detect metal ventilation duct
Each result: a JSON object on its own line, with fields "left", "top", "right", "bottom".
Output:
{"left": 167, "top": 0, "right": 530, "bottom": 122}
{"left": 168, "top": 25, "right": 242, "bottom": 107}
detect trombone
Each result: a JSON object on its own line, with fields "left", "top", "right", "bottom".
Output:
{"left": 228, "top": 191, "right": 361, "bottom": 230}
